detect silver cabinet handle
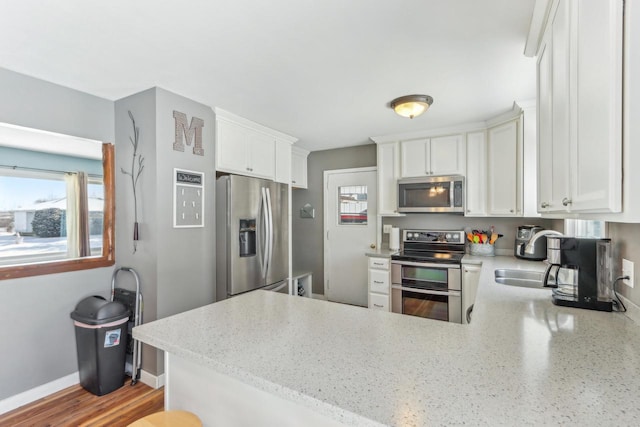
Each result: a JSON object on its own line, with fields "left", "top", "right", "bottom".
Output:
{"left": 373, "top": 280, "right": 384, "bottom": 284}
{"left": 373, "top": 304, "right": 384, "bottom": 308}
{"left": 562, "top": 198, "right": 572, "bottom": 206}
{"left": 510, "top": 209, "right": 514, "bottom": 213}
{"left": 541, "top": 202, "right": 549, "bottom": 208}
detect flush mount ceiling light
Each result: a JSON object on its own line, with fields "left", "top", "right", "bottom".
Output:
{"left": 390, "top": 94, "right": 434, "bottom": 119}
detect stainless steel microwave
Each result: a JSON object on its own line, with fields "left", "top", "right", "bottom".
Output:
{"left": 397, "top": 175, "right": 465, "bottom": 213}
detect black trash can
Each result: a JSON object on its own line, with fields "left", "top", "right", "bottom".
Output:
{"left": 70, "top": 296, "right": 129, "bottom": 396}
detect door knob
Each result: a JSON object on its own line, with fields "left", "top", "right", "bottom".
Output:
{"left": 370, "top": 243, "right": 376, "bottom": 249}
{"left": 562, "top": 198, "right": 572, "bottom": 206}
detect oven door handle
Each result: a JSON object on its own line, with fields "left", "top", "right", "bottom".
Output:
{"left": 391, "top": 260, "right": 460, "bottom": 270}
{"left": 392, "top": 285, "right": 461, "bottom": 297}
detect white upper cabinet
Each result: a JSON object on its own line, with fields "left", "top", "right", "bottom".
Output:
{"left": 274, "top": 139, "right": 292, "bottom": 184}
{"left": 215, "top": 108, "right": 297, "bottom": 182}
{"left": 291, "top": 146, "right": 309, "bottom": 189}
{"left": 376, "top": 141, "right": 401, "bottom": 215}
{"left": 465, "top": 131, "right": 487, "bottom": 216}
{"left": 535, "top": 0, "right": 622, "bottom": 214}
{"left": 400, "top": 134, "right": 464, "bottom": 178}
{"left": 430, "top": 134, "right": 466, "bottom": 176}
{"left": 487, "top": 119, "right": 522, "bottom": 216}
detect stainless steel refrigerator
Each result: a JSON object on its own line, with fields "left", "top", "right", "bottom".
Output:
{"left": 216, "top": 174, "right": 289, "bottom": 300}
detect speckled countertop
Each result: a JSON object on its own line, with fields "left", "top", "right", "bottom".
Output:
{"left": 133, "top": 256, "right": 640, "bottom": 426}
{"left": 365, "top": 248, "right": 398, "bottom": 258}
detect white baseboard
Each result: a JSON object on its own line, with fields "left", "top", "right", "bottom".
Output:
{"left": 0, "top": 372, "right": 79, "bottom": 415}
{"left": 138, "top": 369, "right": 165, "bottom": 389}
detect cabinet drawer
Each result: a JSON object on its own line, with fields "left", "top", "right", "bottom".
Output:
{"left": 369, "top": 292, "right": 389, "bottom": 311}
{"left": 368, "top": 257, "right": 390, "bottom": 270}
{"left": 369, "top": 269, "right": 389, "bottom": 294}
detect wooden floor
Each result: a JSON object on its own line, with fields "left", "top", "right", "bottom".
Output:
{"left": 0, "top": 380, "right": 164, "bottom": 427}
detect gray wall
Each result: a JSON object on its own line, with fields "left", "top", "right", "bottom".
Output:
{"left": 0, "top": 69, "right": 216, "bottom": 400}
{"left": 115, "top": 88, "right": 216, "bottom": 376}
{"left": 292, "top": 144, "right": 377, "bottom": 294}
{"left": 604, "top": 223, "right": 640, "bottom": 307}
{"left": 0, "top": 68, "right": 115, "bottom": 400}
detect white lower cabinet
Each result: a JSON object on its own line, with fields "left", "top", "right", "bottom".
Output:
{"left": 367, "top": 256, "right": 390, "bottom": 311}
{"left": 462, "top": 264, "right": 481, "bottom": 324}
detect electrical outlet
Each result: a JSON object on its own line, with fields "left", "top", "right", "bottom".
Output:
{"left": 383, "top": 224, "right": 392, "bottom": 234}
{"left": 622, "top": 259, "right": 634, "bottom": 288}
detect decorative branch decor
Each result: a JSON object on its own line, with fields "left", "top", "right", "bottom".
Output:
{"left": 121, "top": 111, "right": 145, "bottom": 253}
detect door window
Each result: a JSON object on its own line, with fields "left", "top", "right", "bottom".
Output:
{"left": 338, "top": 185, "right": 367, "bottom": 225}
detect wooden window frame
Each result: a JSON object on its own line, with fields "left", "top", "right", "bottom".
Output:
{"left": 0, "top": 143, "right": 115, "bottom": 280}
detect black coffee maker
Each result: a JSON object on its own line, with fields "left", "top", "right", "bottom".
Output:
{"left": 545, "top": 237, "right": 613, "bottom": 312}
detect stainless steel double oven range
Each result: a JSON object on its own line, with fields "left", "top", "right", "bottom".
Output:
{"left": 391, "top": 229, "right": 466, "bottom": 323}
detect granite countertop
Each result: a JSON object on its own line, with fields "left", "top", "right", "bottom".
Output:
{"left": 133, "top": 256, "right": 640, "bottom": 426}
{"left": 365, "top": 248, "right": 398, "bottom": 258}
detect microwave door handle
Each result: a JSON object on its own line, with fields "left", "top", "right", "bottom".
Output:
{"left": 449, "top": 181, "right": 454, "bottom": 207}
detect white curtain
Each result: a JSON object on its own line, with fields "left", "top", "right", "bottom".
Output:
{"left": 65, "top": 172, "right": 90, "bottom": 258}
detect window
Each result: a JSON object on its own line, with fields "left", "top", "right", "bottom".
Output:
{"left": 338, "top": 185, "right": 368, "bottom": 225}
{"left": 0, "top": 172, "right": 104, "bottom": 266}
{"left": 563, "top": 219, "right": 607, "bottom": 238}
{"left": 0, "top": 122, "right": 114, "bottom": 280}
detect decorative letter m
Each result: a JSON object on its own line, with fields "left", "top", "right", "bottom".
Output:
{"left": 173, "top": 111, "right": 205, "bottom": 156}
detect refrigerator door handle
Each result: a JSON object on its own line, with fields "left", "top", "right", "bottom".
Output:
{"left": 259, "top": 187, "right": 269, "bottom": 279}
{"left": 265, "top": 187, "right": 274, "bottom": 278}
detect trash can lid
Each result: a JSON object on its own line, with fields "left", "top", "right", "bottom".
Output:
{"left": 70, "top": 295, "right": 129, "bottom": 325}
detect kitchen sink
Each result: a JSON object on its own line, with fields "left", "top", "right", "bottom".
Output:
{"left": 494, "top": 268, "right": 546, "bottom": 288}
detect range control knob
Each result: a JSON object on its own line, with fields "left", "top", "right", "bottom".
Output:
{"left": 445, "top": 233, "right": 452, "bottom": 239}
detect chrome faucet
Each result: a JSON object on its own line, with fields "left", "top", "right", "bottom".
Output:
{"left": 524, "top": 230, "right": 563, "bottom": 254}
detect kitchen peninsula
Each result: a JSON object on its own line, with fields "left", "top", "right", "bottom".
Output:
{"left": 133, "top": 257, "right": 640, "bottom": 426}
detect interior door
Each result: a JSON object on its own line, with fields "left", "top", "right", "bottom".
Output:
{"left": 324, "top": 168, "right": 377, "bottom": 307}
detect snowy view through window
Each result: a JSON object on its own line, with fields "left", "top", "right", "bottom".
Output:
{"left": 0, "top": 174, "right": 104, "bottom": 265}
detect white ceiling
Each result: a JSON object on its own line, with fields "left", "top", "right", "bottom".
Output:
{"left": 0, "top": 0, "right": 536, "bottom": 152}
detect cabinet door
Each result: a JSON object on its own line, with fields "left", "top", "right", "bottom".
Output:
{"left": 537, "top": 29, "right": 554, "bottom": 213}
{"left": 291, "top": 148, "right": 308, "bottom": 189}
{"left": 377, "top": 142, "right": 401, "bottom": 215}
{"left": 400, "top": 139, "right": 429, "bottom": 177}
{"left": 216, "top": 120, "right": 248, "bottom": 174}
{"left": 369, "top": 292, "right": 389, "bottom": 311}
{"left": 570, "top": 0, "right": 622, "bottom": 212}
{"left": 429, "top": 134, "right": 465, "bottom": 176}
{"left": 462, "top": 265, "right": 481, "bottom": 324}
{"left": 487, "top": 120, "right": 521, "bottom": 216}
{"left": 550, "top": 0, "right": 572, "bottom": 212}
{"left": 274, "top": 139, "right": 291, "bottom": 184}
{"left": 247, "top": 131, "right": 275, "bottom": 179}
{"left": 465, "top": 131, "right": 486, "bottom": 216}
